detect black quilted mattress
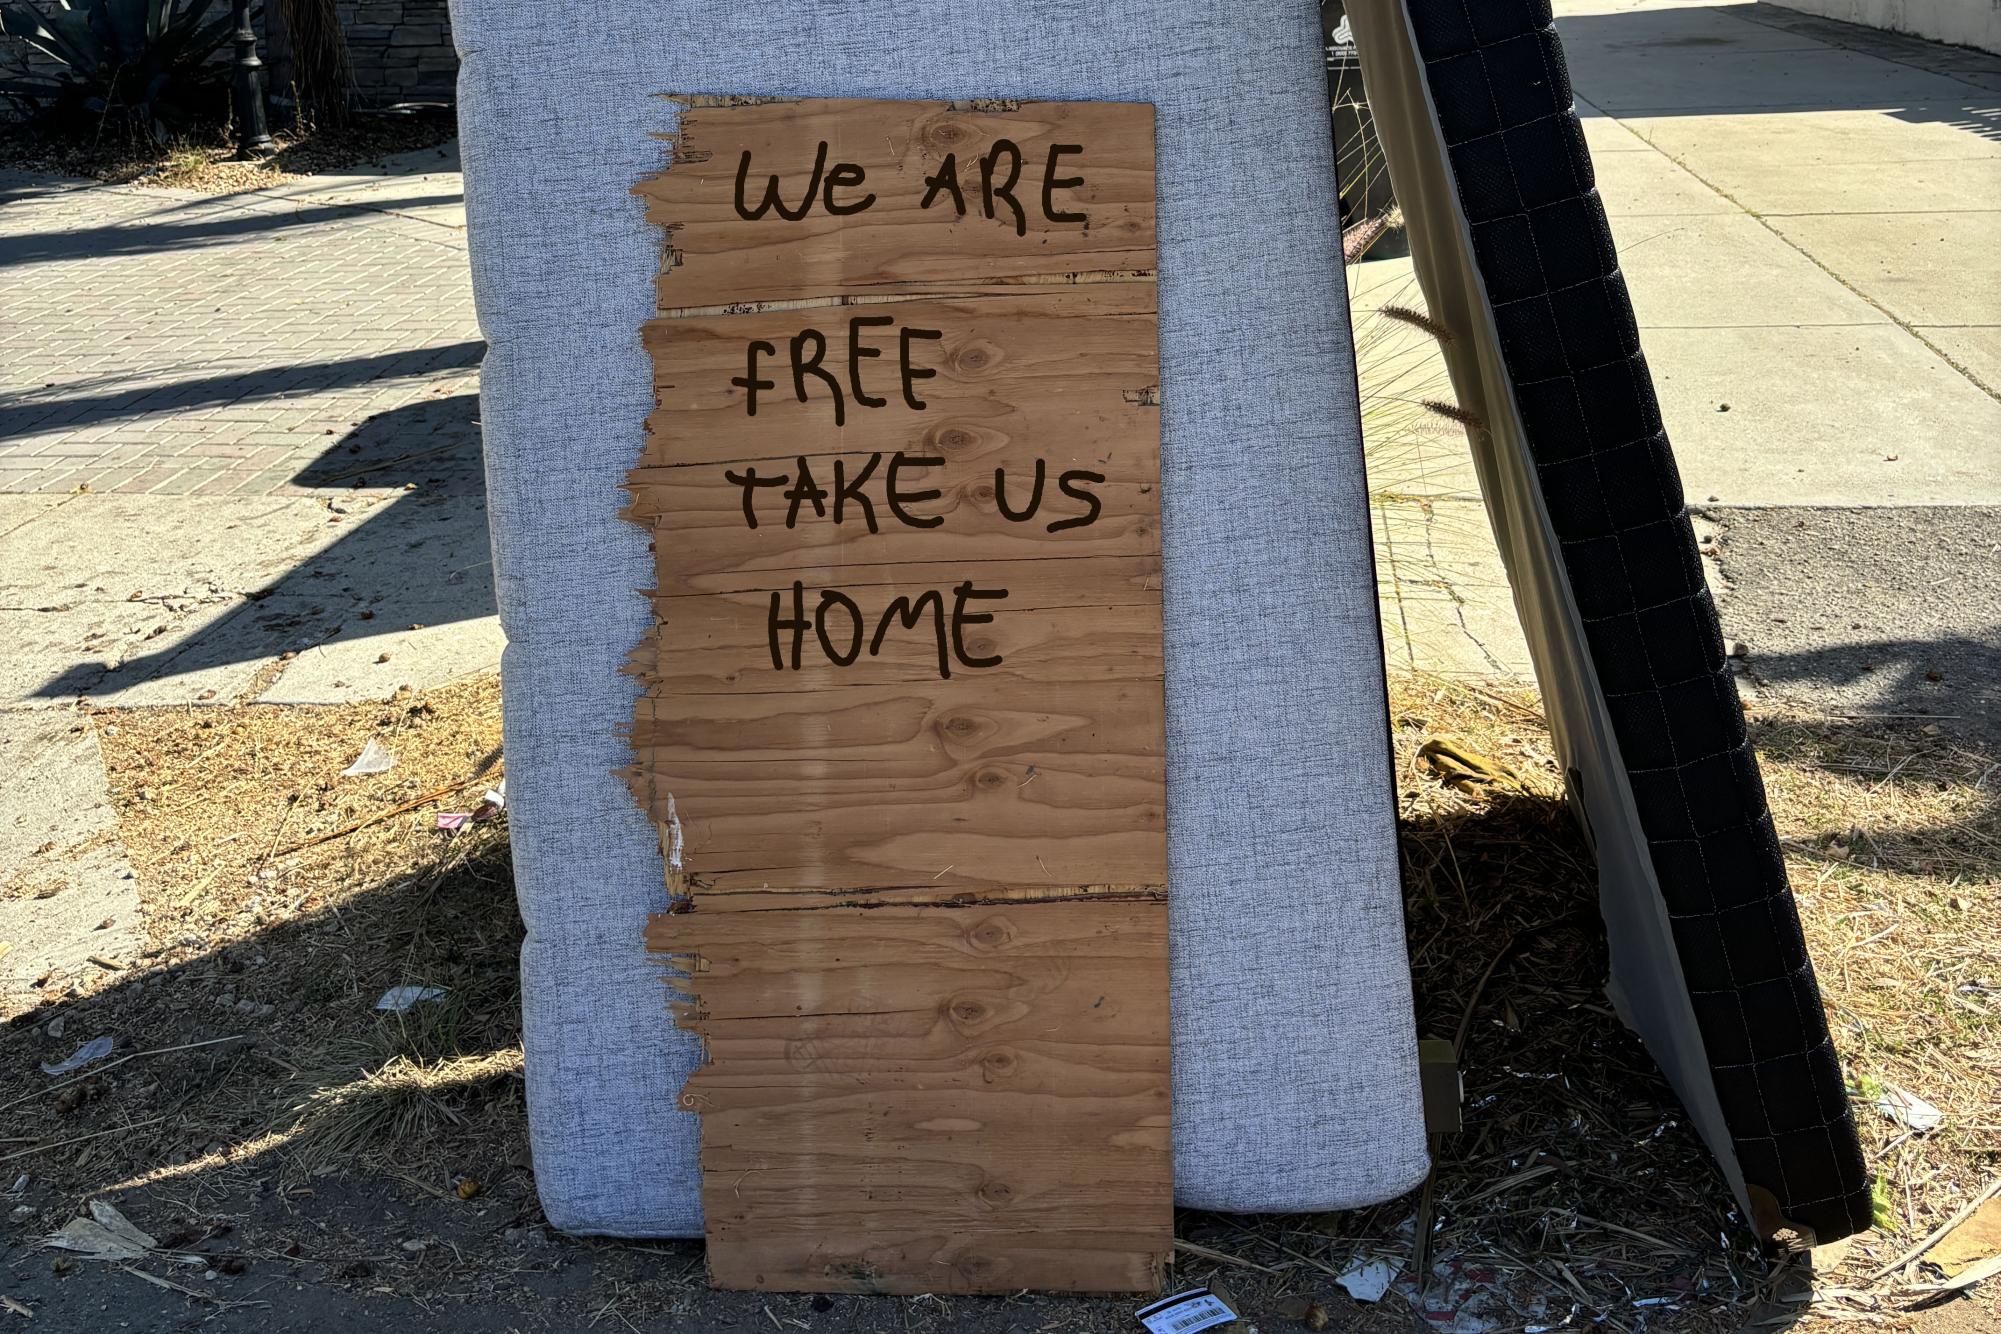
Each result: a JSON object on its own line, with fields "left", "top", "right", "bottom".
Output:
{"left": 1351, "top": 0, "right": 1873, "bottom": 1242}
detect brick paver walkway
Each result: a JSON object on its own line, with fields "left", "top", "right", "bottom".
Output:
{"left": 0, "top": 173, "right": 480, "bottom": 497}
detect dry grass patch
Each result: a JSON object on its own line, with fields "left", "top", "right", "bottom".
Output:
{"left": 1755, "top": 717, "right": 2001, "bottom": 1266}
{"left": 4, "top": 662, "right": 1992, "bottom": 1329}
{"left": 0, "top": 107, "right": 455, "bottom": 193}
{"left": 2, "top": 675, "right": 522, "bottom": 1198}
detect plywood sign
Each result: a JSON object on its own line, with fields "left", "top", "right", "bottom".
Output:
{"left": 628, "top": 97, "right": 1168, "bottom": 1296}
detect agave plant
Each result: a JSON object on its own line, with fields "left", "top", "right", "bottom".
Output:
{"left": 0, "top": 0, "right": 239, "bottom": 138}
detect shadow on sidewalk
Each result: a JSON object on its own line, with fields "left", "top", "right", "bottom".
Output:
{"left": 0, "top": 342, "right": 484, "bottom": 442}
{"left": 0, "top": 195, "right": 467, "bottom": 271}
{"left": 30, "top": 390, "right": 497, "bottom": 701}
{"left": 1551, "top": 2, "right": 2001, "bottom": 142}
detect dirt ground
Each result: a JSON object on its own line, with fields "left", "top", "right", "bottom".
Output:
{"left": 0, "top": 107, "right": 457, "bottom": 193}
{"left": 2, "top": 674, "right": 1995, "bottom": 1332}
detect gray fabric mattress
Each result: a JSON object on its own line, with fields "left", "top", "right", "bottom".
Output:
{"left": 451, "top": 0, "right": 1428, "bottom": 1234}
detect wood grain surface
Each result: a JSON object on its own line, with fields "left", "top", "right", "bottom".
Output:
{"left": 646, "top": 898, "right": 1171, "bottom": 1294}
{"left": 636, "top": 98, "right": 1156, "bottom": 309}
{"left": 627, "top": 97, "right": 1169, "bottom": 1295}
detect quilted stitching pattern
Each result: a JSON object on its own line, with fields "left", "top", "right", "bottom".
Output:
{"left": 1403, "top": 0, "right": 1872, "bottom": 1240}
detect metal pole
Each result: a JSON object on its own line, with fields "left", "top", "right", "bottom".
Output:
{"left": 230, "top": 0, "right": 276, "bottom": 159}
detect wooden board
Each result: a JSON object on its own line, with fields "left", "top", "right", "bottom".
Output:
{"left": 647, "top": 897, "right": 1170, "bottom": 1294}
{"left": 627, "top": 96, "right": 1169, "bottom": 1294}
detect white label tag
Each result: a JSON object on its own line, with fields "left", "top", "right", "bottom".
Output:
{"left": 1135, "top": 1288, "right": 1236, "bottom": 1334}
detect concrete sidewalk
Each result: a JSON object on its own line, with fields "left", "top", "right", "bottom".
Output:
{"left": 0, "top": 151, "right": 491, "bottom": 996}
{"left": 1368, "top": 0, "right": 2001, "bottom": 738}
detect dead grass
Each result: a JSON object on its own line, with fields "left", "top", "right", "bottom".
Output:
{"left": 6, "top": 661, "right": 1994, "bottom": 1328}
{"left": 1753, "top": 716, "right": 2001, "bottom": 1273}
{"left": 1, "top": 676, "right": 523, "bottom": 1197}
{"left": 0, "top": 107, "right": 455, "bottom": 193}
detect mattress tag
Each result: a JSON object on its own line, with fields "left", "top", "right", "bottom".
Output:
{"left": 1135, "top": 1287, "right": 1236, "bottom": 1334}
{"left": 1419, "top": 1037, "right": 1462, "bottom": 1135}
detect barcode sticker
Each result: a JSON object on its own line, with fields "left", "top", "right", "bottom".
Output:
{"left": 1134, "top": 1287, "right": 1236, "bottom": 1334}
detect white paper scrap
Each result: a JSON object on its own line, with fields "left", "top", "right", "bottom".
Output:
{"left": 1134, "top": 1287, "right": 1236, "bottom": 1334}
{"left": 41, "top": 1036, "right": 114, "bottom": 1076}
{"left": 341, "top": 737, "right": 396, "bottom": 778}
{"left": 1338, "top": 1256, "right": 1401, "bottom": 1303}
{"left": 1876, "top": 1083, "right": 1943, "bottom": 1132}
{"left": 374, "top": 985, "right": 447, "bottom": 1013}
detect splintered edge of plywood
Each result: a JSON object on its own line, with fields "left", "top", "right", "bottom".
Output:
{"left": 644, "top": 897, "right": 1172, "bottom": 1295}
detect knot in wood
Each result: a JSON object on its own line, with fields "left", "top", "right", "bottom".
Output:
{"left": 920, "top": 116, "right": 973, "bottom": 151}
{"left": 967, "top": 916, "right": 1015, "bottom": 951}
{"left": 951, "top": 341, "right": 1001, "bottom": 375}
{"left": 946, "top": 995, "right": 989, "bottom": 1028}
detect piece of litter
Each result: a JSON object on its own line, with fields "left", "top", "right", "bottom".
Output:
{"left": 1931, "top": 1196, "right": 2001, "bottom": 1277}
{"left": 374, "top": 985, "right": 447, "bottom": 1013}
{"left": 1134, "top": 1287, "right": 1235, "bottom": 1334}
{"left": 1875, "top": 1083, "right": 1943, "bottom": 1132}
{"left": 341, "top": 737, "right": 397, "bottom": 778}
{"left": 1337, "top": 1256, "right": 1400, "bottom": 1303}
{"left": 41, "top": 1036, "right": 114, "bottom": 1076}
{"left": 435, "top": 812, "right": 471, "bottom": 832}
{"left": 46, "top": 1200, "right": 157, "bottom": 1262}
{"left": 1936, "top": 1253, "right": 2001, "bottom": 1293}
{"left": 1, "top": 1295, "right": 30, "bottom": 1317}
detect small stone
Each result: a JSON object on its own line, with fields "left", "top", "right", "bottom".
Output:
{"left": 376, "top": 653, "right": 391, "bottom": 664}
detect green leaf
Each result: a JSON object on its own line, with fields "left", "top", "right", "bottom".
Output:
{"left": 174, "top": 6, "right": 231, "bottom": 62}
{"left": 173, "top": 0, "right": 218, "bottom": 31}
{"left": 0, "top": 2, "right": 98, "bottom": 71}
{"left": 99, "top": 0, "right": 150, "bottom": 59}
{"left": 1871, "top": 1177, "right": 1898, "bottom": 1234}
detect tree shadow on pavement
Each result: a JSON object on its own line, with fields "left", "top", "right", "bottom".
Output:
{"left": 30, "top": 390, "right": 496, "bottom": 703}
{"left": 1550, "top": 3, "right": 2001, "bottom": 144}
{"left": 0, "top": 196, "right": 469, "bottom": 271}
{"left": 1739, "top": 637, "right": 1999, "bottom": 745}
{"left": 0, "top": 342, "right": 483, "bottom": 442}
